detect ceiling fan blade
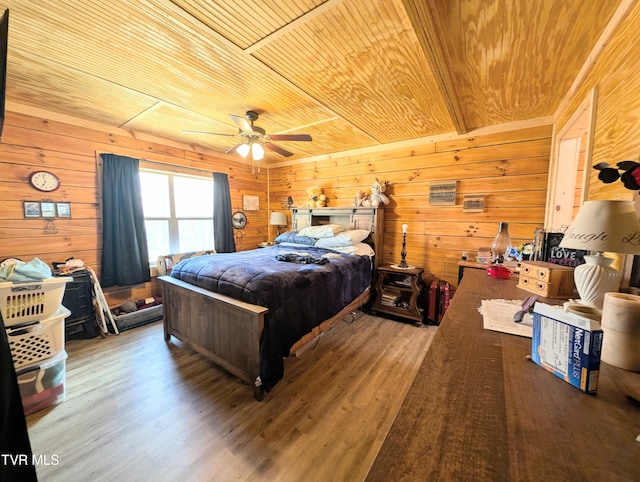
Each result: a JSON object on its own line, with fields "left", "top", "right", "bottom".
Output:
{"left": 225, "top": 143, "right": 244, "bottom": 154}
{"left": 265, "top": 142, "right": 294, "bottom": 157}
{"left": 228, "top": 114, "right": 254, "bottom": 134}
{"left": 182, "top": 130, "right": 236, "bottom": 136}
{"left": 269, "top": 134, "right": 312, "bottom": 142}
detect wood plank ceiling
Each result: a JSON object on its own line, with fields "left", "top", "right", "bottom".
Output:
{"left": 0, "top": 0, "right": 623, "bottom": 165}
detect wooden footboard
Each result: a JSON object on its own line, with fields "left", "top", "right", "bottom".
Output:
{"left": 159, "top": 276, "right": 370, "bottom": 400}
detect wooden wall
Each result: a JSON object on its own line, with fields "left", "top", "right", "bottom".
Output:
{"left": 0, "top": 109, "right": 266, "bottom": 307}
{"left": 269, "top": 124, "right": 553, "bottom": 286}
{"left": 556, "top": 1, "right": 640, "bottom": 203}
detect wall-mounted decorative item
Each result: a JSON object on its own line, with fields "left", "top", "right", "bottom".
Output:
{"left": 40, "top": 201, "right": 56, "bottom": 218}
{"left": 280, "top": 196, "right": 295, "bottom": 209}
{"left": 56, "top": 202, "right": 71, "bottom": 218}
{"left": 463, "top": 195, "right": 485, "bottom": 212}
{"left": 23, "top": 201, "right": 72, "bottom": 219}
{"left": 23, "top": 201, "right": 41, "bottom": 218}
{"left": 28, "top": 170, "right": 60, "bottom": 192}
{"left": 429, "top": 181, "right": 457, "bottom": 205}
{"left": 242, "top": 195, "right": 259, "bottom": 211}
{"left": 232, "top": 211, "right": 247, "bottom": 229}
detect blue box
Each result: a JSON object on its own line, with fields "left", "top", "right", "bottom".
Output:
{"left": 531, "top": 302, "right": 603, "bottom": 393}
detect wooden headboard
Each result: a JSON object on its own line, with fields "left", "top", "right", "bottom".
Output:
{"left": 291, "top": 207, "right": 384, "bottom": 268}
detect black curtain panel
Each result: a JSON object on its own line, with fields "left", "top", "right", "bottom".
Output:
{"left": 0, "top": 316, "right": 37, "bottom": 482}
{"left": 100, "top": 154, "right": 151, "bottom": 287}
{"left": 213, "top": 172, "right": 236, "bottom": 253}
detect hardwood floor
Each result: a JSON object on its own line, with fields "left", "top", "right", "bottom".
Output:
{"left": 25, "top": 312, "right": 436, "bottom": 481}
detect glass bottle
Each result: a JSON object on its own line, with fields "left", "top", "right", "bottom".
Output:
{"left": 491, "top": 222, "right": 512, "bottom": 263}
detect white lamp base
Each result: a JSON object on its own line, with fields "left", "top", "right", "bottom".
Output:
{"left": 573, "top": 253, "right": 620, "bottom": 308}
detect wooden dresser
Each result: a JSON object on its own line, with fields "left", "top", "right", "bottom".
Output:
{"left": 367, "top": 269, "right": 640, "bottom": 481}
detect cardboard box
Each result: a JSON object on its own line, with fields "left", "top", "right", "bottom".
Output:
{"left": 531, "top": 302, "right": 603, "bottom": 393}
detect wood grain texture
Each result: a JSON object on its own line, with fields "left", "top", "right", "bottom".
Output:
{"left": 26, "top": 314, "right": 437, "bottom": 481}
{"left": 270, "top": 124, "right": 552, "bottom": 286}
{"left": 0, "top": 111, "right": 264, "bottom": 307}
{"left": 555, "top": 1, "right": 640, "bottom": 204}
{"left": 160, "top": 206, "right": 384, "bottom": 398}
{"left": 367, "top": 269, "right": 640, "bottom": 481}
{"left": 0, "top": 0, "right": 626, "bottom": 163}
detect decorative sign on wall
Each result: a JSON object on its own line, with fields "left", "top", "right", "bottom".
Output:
{"left": 429, "top": 181, "right": 457, "bottom": 206}
{"left": 242, "top": 195, "right": 259, "bottom": 211}
{"left": 463, "top": 195, "right": 485, "bottom": 212}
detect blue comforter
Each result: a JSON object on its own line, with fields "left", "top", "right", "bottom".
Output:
{"left": 169, "top": 245, "right": 372, "bottom": 391}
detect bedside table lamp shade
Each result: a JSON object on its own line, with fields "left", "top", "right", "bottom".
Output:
{"left": 559, "top": 200, "right": 640, "bottom": 307}
{"left": 270, "top": 212, "right": 287, "bottom": 237}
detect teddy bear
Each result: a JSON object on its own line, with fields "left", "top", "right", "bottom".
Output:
{"left": 306, "top": 186, "right": 327, "bottom": 207}
{"left": 364, "top": 178, "right": 390, "bottom": 208}
{"left": 353, "top": 189, "right": 368, "bottom": 207}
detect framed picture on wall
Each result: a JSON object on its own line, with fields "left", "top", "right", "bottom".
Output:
{"left": 56, "top": 202, "right": 71, "bottom": 218}
{"left": 23, "top": 201, "right": 41, "bottom": 218}
{"left": 242, "top": 195, "right": 259, "bottom": 211}
{"left": 40, "top": 202, "right": 56, "bottom": 218}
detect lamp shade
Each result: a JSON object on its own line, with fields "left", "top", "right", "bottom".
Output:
{"left": 270, "top": 212, "right": 287, "bottom": 226}
{"left": 559, "top": 200, "right": 640, "bottom": 307}
{"left": 252, "top": 143, "right": 265, "bottom": 161}
{"left": 236, "top": 143, "right": 250, "bottom": 158}
{"left": 559, "top": 200, "right": 640, "bottom": 255}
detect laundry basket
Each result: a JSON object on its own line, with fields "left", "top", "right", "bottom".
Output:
{"left": 6, "top": 305, "right": 70, "bottom": 370}
{"left": 0, "top": 277, "right": 72, "bottom": 327}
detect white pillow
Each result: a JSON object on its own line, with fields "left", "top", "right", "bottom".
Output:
{"left": 297, "top": 224, "right": 346, "bottom": 238}
{"left": 314, "top": 229, "right": 371, "bottom": 248}
{"left": 328, "top": 242, "right": 375, "bottom": 257}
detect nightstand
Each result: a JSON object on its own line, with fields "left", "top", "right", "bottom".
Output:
{"left": 371, "top": 265, "right": 424, "bottom": 324}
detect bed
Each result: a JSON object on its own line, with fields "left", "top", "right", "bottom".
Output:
{"left": 159, "top": 207, "right": 384, "bottom": 399}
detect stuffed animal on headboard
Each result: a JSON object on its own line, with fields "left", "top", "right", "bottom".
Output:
{"left": 364, "top": 178, "right": 390, "bottom": 208}
{"left": 307, "top": 186, "right": 327, "bottom": 207}
{"left": 353, "top": 189, "right": 369, "bottom": 207}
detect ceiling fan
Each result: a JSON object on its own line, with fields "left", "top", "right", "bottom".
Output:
{"left": 184, "top": 110, "right": 312, "bottom": 173}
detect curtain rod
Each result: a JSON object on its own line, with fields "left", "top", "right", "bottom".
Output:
{"left": 98, "top": 151, "right": 217, "bottom": 175}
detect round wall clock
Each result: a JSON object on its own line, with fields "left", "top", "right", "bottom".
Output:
{"left": 29, "top": 170, "right": 61, "bottom": 192}
{"left": 232, "top": 211, "right": 247, "bottom": 229}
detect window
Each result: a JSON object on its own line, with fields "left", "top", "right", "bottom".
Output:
{"left": 139, "top": 169, "right": 214, "bottom": 264}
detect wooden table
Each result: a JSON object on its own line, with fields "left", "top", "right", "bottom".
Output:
{"left": 367, "top": 269, "right": 640, "bottom": 481}
{"left": 457, "top": 259, "right": 492, "bottom": 283}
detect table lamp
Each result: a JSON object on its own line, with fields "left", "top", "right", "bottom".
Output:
{"left": 270, "top": 212, "right": 287, "bottom": 237}
{"left": 559, "top": 200, "right": 640, "bottom": 307}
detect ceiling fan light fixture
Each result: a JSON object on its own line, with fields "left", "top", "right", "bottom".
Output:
{"left": 237, "top": 143, "right": 251, "bottom": 158}
{"left": 252, "top": 143, "right": 265, "bottom": 161}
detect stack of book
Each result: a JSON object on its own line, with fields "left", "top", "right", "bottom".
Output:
{"left": 380, "top": 293, "right": 400, "bottom": 306}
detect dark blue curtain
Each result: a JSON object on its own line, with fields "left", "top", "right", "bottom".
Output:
{"left": 213, "top": 172, "right": 236, "bottom": 253}
{"left": 100, "top": 154, "right": 151, "bottom": 287}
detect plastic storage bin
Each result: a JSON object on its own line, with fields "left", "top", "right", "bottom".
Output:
{"left": 17, "top": 350, "right": 67, "bottom": 416}
{"left": 0, "top": 277, "right": 72, "bottom": 326}
{"left": 6, "top": 305, "right": 70, "bottom": 370}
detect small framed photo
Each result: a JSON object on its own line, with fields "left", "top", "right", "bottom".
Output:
{"left": 242, "top": 194, "right": 259, "bottom": 211}
{"left": 40, "top": 201, "right": 56, "bottom": 218}
{"left": 56, "top": 202, "right": 71, "bottom": 218}
{"left": 24, "top": 201, "right": 41, "bottom": 218}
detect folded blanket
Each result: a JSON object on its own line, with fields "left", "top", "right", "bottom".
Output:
{"left": 0, "top": 257, "right": 52, "bottom": 282}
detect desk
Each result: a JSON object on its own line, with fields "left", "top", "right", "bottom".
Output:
{"left": 457, "top": 260, "right": 491, "bottom": 283}
{"left": 367, "top": 269, "right": 640, "bottom": 481}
